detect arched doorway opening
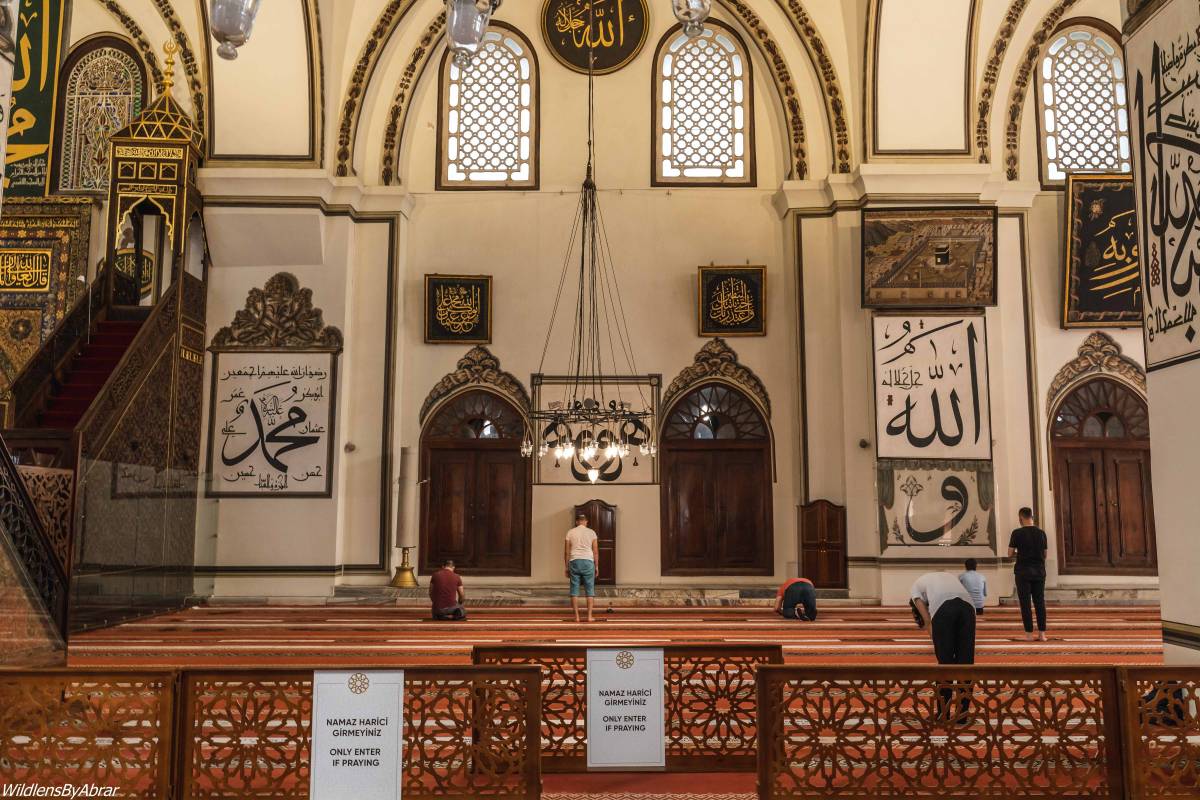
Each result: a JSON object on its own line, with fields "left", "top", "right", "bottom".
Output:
{"left": 1051, "top": 377, "right": 1156, "bottom": 575}
{"left": 419, "top": 389, "right": 531, "bottom": 576}
{"left": 660, "top": 382, "right": 773, "bottom": 576}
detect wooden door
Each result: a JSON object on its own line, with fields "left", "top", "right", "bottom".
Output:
{"left": 1053, "top": 447, "right": 1109, "bottom": 571}
{"left": 1104, "top": 448, "right": 1156, "bottom": 572}
{"left": 425, "top": 448, "right": 475, "bottom": 567}
{"left": 419, "top": 390, "right": 531, "bottom": 575}
{"left": 1051, "top": 377, "right": 1156, "bottom": 575}
{"left": 800, "top": 500, "right": 847, "bottom": 588}
{"left": 660, "top": 383, "right": 773, "bottom": 576}
{"left": 575, "top": 499, "right": 616, "bottom": 585}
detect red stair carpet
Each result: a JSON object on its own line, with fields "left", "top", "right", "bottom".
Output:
{"left": 38, "top": 320, "right": 140, "bottom": 429}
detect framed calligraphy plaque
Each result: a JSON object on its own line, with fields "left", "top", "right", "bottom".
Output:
{"left": 697, "top": 266, "right": 765, "bottom": 336}
{"left": 1127, "top": 0, "right": 1200, "bottom": 369}
{"left": 541, "top": 0, "right": 649, "bottom": 75}
{"left": 861, "top": 207, "right": 997, "bottom": 309}
{"left": 205, "top": 350, "right": 339, "bottom": 498}
{"left": 424, "top": 274, "right": 492, "bottom": 344}
{"left": 206, "top": 272, "right": 344, "bottom": 498}
{"left": 532, "top": 373, "right": 659, "bottom": 485}
{"left": 1063, "top": 174, "right": 1142, "bottom": 328}
{"left": 877, "top": 459, "right": 997, "bottom": 550}
{"left": 872, "top": 313, "right": 992, "bottom": 460}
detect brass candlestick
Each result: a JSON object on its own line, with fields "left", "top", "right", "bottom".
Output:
{"left": 389, "top": 546, "right": 418, "bottom": 588}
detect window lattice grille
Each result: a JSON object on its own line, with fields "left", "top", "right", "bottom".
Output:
{"left": 1051, "top": 379, "right": 1149, "bottom": 440}
{"left": 58, "top": 45, "right": 145, "bottom": 193}
{"left": 654, "top": 23, "right": 753, "bottom": 185}
{"left": 1037, "top": 27, "right": 1130, "bottom": 183}
{"left": 440, "top": 30, "right": 537, "bottom": 188}
{"left": 662, "top": 384, "right": 767, "bottom": 441}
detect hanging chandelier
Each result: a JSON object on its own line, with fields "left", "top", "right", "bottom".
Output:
{"left": 209, "top": 0, "right": 261, "bottom": 60}
{"left": 445, "top": 0, "right": 504, "bottom": 66}
{"left": 671, "top": 0, "right": 713, "bottom": 38}
{"left": 522, "top": 6, "right": 655, "bottom": 484}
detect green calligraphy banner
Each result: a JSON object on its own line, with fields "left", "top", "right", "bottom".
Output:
{"left": 5, "top": 0, "right": 67, "bottom": 196}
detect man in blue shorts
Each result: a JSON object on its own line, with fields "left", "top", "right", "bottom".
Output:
{"left": 564, "top": 513, "right": 599, "bottom": 622}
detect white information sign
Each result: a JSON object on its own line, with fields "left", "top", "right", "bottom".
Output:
{"left": 310, "top": 670, "right": 405, "bottom": 800}
{"left": 586, "top": 648, "right": 665, "bottom": 770}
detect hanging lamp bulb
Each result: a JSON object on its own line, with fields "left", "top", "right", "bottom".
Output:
{"left": 587, "top": 468, "right": 600, "bottom": 484}
{"left": 671, "top": 0, "right": 711, "bottom": 38}
{"left": 210, "top": 0, "right": 261, "bottom": 60}
{"left": 446, "top": 0, "right": 502, "bottom": 67}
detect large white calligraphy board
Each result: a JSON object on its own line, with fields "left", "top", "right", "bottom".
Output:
{"left": 206, "top": 350, "right": 338, "bottom": 497}
{"left": 873, "top": 314, "right": 992, "bottom": 460}
{"left": 1127, "top": 0, "right": 1200, "bottom": 369}
{"left": 310, "top": 670, "right": 405, "bottom": 800}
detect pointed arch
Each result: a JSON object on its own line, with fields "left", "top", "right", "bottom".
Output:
{"left": 1046, "top": 332, "right": 1146, "bottom": 420}
{"left": 419, "top": 346, "right": 531, "bottom": 427}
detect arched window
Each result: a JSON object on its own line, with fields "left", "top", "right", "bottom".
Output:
{"left": 653, "top": 21, "right": 754, "bottom": 186}
{"left": 53, "top": 37, "right": 148, "bottom": 194}
{"left": 438, "top": 25, "right": 538, "bottom": 190}
{"left": 1036, "top": 24, "right": 1130, "bottom": 183}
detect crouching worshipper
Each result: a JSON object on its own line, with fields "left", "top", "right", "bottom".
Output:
{"left": 429, "top": 559, "right": 467, "bottom": 621}
{"left": 774, "top": 576, "right": 818, "bottom": 621}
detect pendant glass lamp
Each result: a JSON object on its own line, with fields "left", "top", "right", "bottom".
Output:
{"left": 446, "top": 0, "right": 503, "bottom": 67}
{"left": 210, "top": 0, "right": 261, "bottom": 60}
{"left": 671, "top": 0, "right": 712, "bottom": 38}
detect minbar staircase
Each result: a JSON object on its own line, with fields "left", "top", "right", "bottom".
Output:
{"left": 37, "top": 320, "right": 142, "bottom": 430}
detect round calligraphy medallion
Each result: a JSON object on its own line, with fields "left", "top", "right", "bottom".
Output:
{"left": 540, "top": 0, "right": 649, "bottom": 75}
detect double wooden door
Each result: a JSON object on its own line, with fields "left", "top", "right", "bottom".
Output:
{"left": 800, "top": 500, "right": 847, "bottom": 588}
{"left": 661, "top": 443, "right": 772, "bottom": 575}
{"left": 1052, "top": 444, "right": 1156, "bottom": 574}
{"left": 421, "top": 443, "right": 530, "bottom": 575}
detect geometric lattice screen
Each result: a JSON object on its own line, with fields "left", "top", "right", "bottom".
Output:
{"left": 440, "top": 28, "right": 537, "bottom": 189}
{"left": 1036, "top": 27, "right": 1130, "bottom": 183}
{"left": 654, "top": 22, "right": 754, "bottom": 185}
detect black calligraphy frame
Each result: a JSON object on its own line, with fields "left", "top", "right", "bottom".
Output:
{"left": 871, "top": 311, "right": 994, "bottom": 462}
{"left": 860, "top": 206, "right": 998, "bottom": 309}
{"left": 1062, "top": 173, "right": 1142, "bottom": 329}
{"left": 697, "top": 266, "right": 766, "bottom": 337}
{"left": 531, "top": 373, "right": 661, "bottom": 485}
{"left": 204, "top": 347, "right": 341, "bottom": 499}
{"left": 539, "top": 0, "right": 650, "bottom": 76}
{"left": 424, "top": 273, "right": 493, "bottom": 344}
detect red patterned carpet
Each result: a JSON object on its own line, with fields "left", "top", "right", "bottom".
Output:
{"left": 67, "top": 604, "right": 1162, "bottom": 668}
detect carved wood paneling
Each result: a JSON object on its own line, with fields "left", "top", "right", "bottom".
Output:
{"left": 1123, "top": 668, "right": 1200, "bottom": 799}
{"left": 179, "top": 667, "right": 541, "bottom": 799}
{"left": 0, "top": 672, "right": 174, "bottom": 795}
{"left": 475, "top": 645, "right": 782, "bottom": 771}
{"left": 211, "top": 272, "right": 343, "bottom": 349}
{"left": 419, "top": 346, "right": 530, "bottom": 424}
{"left": 15, "top": 466, "right": 73, "bottom": 574}
{"left": 662, "top": 338, "right": 771, "bottom": 420}
{"left": 759, "top": 666, "right": 1125, "bottom": 797}
{"left": 1046, "top": 332, "right": 1146, "bottom": 419}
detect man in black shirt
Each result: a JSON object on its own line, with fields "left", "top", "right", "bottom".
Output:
{"left": 1008, "top": 507, "right": 1048, "bottom": 641}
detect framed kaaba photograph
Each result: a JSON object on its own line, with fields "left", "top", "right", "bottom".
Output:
{"left": 697, "top": 266, "right": 766, "bottom": 336}
{"left": 1063, "top": 174, "right": 1142, "bottom": 328}
{"left": 861, "top": 206, "right": 998, "bottom": 309}
{"left": 424, "top": 274, "right": 492, "bottom": 344}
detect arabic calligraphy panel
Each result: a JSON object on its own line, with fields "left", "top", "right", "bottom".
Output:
{"left": 425, "top": 274, "right": 492, "bottom": 344}
{"left": 861, "top": 207, "right": 997, "bottom": 309}
{"left": 533, "top": 374, "right": 659, "bottom": 484}
{"left": 877, "top": 459, "right": 996, "bottom": 550}
{"left": 872, "top": 313, "right": 992, "bottom": 460}
{"left": 1127, "top": 0, "right": 1200, "bottom": 369}
{"left": 205, "top": 350, "right": 339, "bottom": 498}
{"left": 540, "top": 0, "right": 649, "bottom": 75}
{"left": 1063, "top": 175, "right": 1143, "bottom": 328}
{"left": 697, "top": 266, "right": 765, "bottom": 336}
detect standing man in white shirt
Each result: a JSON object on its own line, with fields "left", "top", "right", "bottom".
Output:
{"left": 565, "top": 513, "right": 600, "bottom": 623}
